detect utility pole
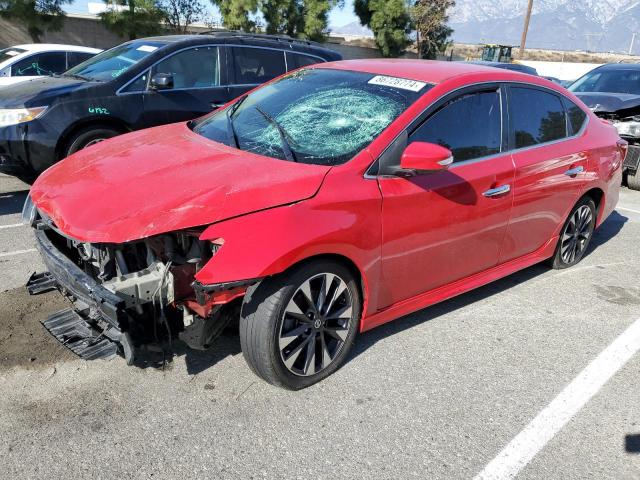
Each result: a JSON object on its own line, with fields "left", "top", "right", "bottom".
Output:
{"left": 629, "top": 33, "right": 637, "bottom": 55}
{"left": 519, "top": 0, "right": 534, "bottom": 58}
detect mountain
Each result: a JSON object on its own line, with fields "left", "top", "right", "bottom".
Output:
{"left": 331, "top": 20, "right": 373, "bottom": 37}
{"left": 449, "top": 0, "right": 640, "bottom": 54}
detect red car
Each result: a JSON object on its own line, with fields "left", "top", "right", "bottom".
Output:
{"left": 24, "top": 60, "right": 623, "bottom": 389}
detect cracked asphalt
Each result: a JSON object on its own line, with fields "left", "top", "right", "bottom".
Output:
{"left": 1, "top": 172, "right": 640, "bottom": 479}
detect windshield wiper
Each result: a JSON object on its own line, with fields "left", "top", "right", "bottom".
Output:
{"left": 62, "top": 73, "right": 91, "bottom": 81}
{"left": 226, "top": 94, "right": 247, "bottom": 149}
{"left": 254, "top": 105, "right": 298, "bottom": 162}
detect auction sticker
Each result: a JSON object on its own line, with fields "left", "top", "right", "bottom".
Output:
{"left": 5, "top": 50, "right": 20, "bottom": 56}
{"left": 137, "top": 45, "right": 158, "bottom": 52}
{"left": 368, "top": 75, "right": 427, "bottom": 92}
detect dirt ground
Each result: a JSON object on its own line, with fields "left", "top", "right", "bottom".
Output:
{"left": 0, "top": 288, "right": 74, "bottom": 369}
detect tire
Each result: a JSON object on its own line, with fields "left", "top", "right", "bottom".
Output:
{"left": 64, "top": 126, "right": 120, "bottom": 157}
{"left": 240, "top": 260, "right": 361, "bottom": 390}
{"left": 627, "top": 169, "right": 640, "bottom": 191}
{"left": 549, "top": 196, "right": 596, "bottom": 269}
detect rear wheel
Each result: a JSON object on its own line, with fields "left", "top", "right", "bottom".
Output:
{"left": 64, "top": 126, "right": 120, "bottom": 157}
{"left": 549, "top": 196, "right": 596, "bottom": 269}
{"left": 240, "top": 260, "right": 361, "bottom": 390}
{"left": 627, "top": 169, "right": 640, "bottom": 191}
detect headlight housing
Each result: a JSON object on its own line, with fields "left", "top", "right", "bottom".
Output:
{"left": 614, "top": 120, "right": 640, "bottom": 138}
{"left": 0, "top": 106, "right": 47, "bottom": 127}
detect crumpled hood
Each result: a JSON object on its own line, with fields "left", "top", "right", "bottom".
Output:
{"left": 30, "top": 123, "right": 331, "bottom": 243}
{"left": 574, "top": 92, "right": 640, "bottom": 114}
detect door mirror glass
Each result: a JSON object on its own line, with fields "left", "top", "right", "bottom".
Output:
{"left": 150, "top": 73, "right": 174, "bottom": 90}
{"left": 399, "top": 141, "right": 453, "bottom": 174}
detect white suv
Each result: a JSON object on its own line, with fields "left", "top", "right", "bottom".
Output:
{"left": 0, "top": 44, "right": 102, "bottom": 86}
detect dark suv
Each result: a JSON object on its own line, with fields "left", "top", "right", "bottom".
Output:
{"left": 0, "top": 33, "right": 341, "bottom": 181}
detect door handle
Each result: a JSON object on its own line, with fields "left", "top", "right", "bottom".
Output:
{"left": 483, "top": 184, "right": 511, "bottom": 197}
{"left": 563, "top": 166, "right": 584, "bottom": 176}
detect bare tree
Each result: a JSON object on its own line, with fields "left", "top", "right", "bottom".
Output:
{"left": 411, "top": 0, "right": 455, "bottom": 59}
{"left": 159, "top": 0, "right": 205, "bottom": 32}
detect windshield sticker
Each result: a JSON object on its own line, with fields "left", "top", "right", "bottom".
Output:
{"left": 368, "top": 75, "right": 427, "bottom": 92}
{"left": 5, "top": 50, "right": 20, "bottom": 57}
{"left": 137, "top": 45, "right": 158, "bottom": 53}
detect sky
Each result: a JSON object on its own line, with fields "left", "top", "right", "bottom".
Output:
{"left": 65, "top": 0, "right": 361, "bottom": 29}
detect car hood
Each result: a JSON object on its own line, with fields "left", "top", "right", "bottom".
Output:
{"left": 30, "top": 123, "right": 332, "bottom": 243}
{"left": 0, "top": 76, "right": 43, "bottom": 87}
{"left": 574, "top": 92, "right": 640, "bottom": 114}
{"left": 0, "top": 75, "right": 94, "bottom": 108}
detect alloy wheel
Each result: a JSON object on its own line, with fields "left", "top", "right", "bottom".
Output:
{"left": 278, "top": 272, "right": 354, "bottom": 376}
{"left": 560, "top": 204, "right": 593, "bottom": 264}
{"left": 84, "top": 138, "right": 105, "bottom": 149}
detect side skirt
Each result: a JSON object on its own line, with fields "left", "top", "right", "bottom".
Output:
{"left": 360, "top": 236, "right": 558, "bottom": 332}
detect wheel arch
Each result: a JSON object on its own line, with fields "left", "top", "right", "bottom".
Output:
{"left": 582, "top": 186, "right": 605, "bottom": 225}
{"left": 55, "top": 116, "right": 131, "bottom": 160}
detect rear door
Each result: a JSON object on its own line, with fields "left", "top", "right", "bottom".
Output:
{"left": 141, "top": 45, "right": 229, "bottom": 126}
{"left": 377, "top": 85, "right": 515, "bottom": 308}
{"left": 226, "top": 46, "right": 287, "bottom": 100}
{"left": 499, "top": 85, "right": 591, "bottom": 263}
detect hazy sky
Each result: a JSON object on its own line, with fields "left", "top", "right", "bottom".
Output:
{"left": 65, "top": 0, "right": 361, "bottom": 29}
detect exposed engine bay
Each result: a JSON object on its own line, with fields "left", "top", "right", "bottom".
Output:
{"left": 25, "top": 203, "right": 248, "bottom": 365}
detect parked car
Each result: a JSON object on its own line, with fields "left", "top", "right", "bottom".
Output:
{"left": 0, "top": 44, "right": 100, "bottom": 86}
{"left": 568, "top": 63, "right": 640, "bottom": 189}
{"left": 24, "top": 60, "right": 623, "bottom": 389}
{"left": 0, "top": 33, "right": 340, "bottom": 182}
{"left": 467, "top": 60, "right": 539, "bottom": 76}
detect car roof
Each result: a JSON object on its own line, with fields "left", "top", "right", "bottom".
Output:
{"left": 595, "top": 62, "right": 640, "bottom": 70}
{"left": 315, "top": 59, "right": 546, "bottom": 85}
{"left": 11, "top": 44, "right": 101, "bottom": 54}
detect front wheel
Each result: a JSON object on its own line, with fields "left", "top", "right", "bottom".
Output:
{"left": 64, "top": 127, "right": 120, "bottom": 157}
{"left": 240, "top": 260, "right": 361, "bottom": 389}
{"left": 549, "top": 196, "right": 596, "bottom": 269}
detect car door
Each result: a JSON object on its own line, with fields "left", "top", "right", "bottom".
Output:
{"left": 376, "top": 85, "right": 515, "bottom": 308}
{"left": 226, "top": 46, "right": 287, "bottom": 100}
{"left": 141, "top": 45, "right": 229, "bottom": 126}
{"left": 499, "top": 85, "right": 591, "bottom": 263}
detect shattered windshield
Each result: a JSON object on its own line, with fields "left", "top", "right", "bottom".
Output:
{"left": 569, "top": 69, "right": 640, "bottom": 95}
{"left": 65, "top": 40, "right": 166, "bottom": 82}
{"left": 192, "top": 68, "right": 430, "bottom": 165}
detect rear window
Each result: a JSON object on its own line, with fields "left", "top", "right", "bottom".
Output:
{"left": 286, "top": 52, "right": 322, "bottom": 70}
{"left": 511, "top": 87, "right": 567, "bottom": 148}
{"left": 0, "top": 47, "right": 26, "bottom": 64}
{"left": 563, "top": 98, "right": 588, "bottom": 135}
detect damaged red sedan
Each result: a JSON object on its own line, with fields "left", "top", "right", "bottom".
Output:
{"left": 24, "top": 60, "right": 623, "bottom": 389}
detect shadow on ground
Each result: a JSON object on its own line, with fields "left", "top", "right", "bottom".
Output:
{"left": 0, "top": 190, "right": 28, "bottom": 216}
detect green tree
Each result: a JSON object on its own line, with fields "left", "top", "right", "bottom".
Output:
{"left": 259, "top": 0, "right": 339, "bottom": 41}
{"left": 0, "top": 0, "right": 72, "bottom": 42}
{"left": 411, "top": 0, "right": 454, "bottom": 59}
{"left": 354, "top": 0, "right": 411, "bottom": 57}
{"left": 159, "top": 0, "right": 205, "bottom": 32}
{"left": 100, "top": 0, "right": 166, "bottom": 40}
{"left": 211, "top": 0, "right": 259, "bottom": 31}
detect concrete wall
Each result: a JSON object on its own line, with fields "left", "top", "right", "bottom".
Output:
{"left": 0, "top": 15, "right": 126, "bottom": 49}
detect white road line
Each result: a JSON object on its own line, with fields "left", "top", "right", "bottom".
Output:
{"left": 474, "top": 317, "right": 640, "bottom": 480}
{"left": 0, "top": 248, "right": 37, "bottom": 258}
{"left": 0, "top": 223, "right": 23, "bottom": 230}
{"left": 617, "top": 206, "right": 640, "bottom": 215}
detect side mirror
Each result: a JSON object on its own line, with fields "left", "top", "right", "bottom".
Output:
{"left": 150, "top": 73, "right": 174, "bottom": 90}
{"left": 396, "top": 142, "right": 453, "bottom": 177}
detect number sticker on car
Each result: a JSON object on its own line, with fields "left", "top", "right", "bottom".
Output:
{"left": 368, "top": 75, "right": 427, "bottom": 92}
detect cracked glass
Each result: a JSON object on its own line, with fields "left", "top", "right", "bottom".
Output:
{"left": 193, "top": 68, "right": 430, "bottom": 165}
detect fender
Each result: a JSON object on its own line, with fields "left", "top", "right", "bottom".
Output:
{"left": 196, "top": 167, "right": 384, "bottom": 316}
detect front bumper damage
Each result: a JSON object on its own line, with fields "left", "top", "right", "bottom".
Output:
{"left": 29, "top": 228, "right": 132, "bottom": 361}
{"left": 26, "top": 208, "right": 255, "bottom": 365}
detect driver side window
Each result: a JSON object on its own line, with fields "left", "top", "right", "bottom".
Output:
{"left": 410, "top": 90, "right": 502, "bottom": 163}
{"left": 151, "top": 46, "right": 220, "bottom": 90}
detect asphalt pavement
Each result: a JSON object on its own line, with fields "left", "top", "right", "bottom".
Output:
{"left": 1, "top": 172, "right": 639, "bottom": 479}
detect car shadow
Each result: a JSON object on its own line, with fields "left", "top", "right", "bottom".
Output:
{"left": 0, "top": 189, "right": 29, "bottom": 216}
{"left": 587, "top": 210, "right": 628, "bottom": 253}
{"left": 132, "top": 329, "right": 242, "bottom": 375}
